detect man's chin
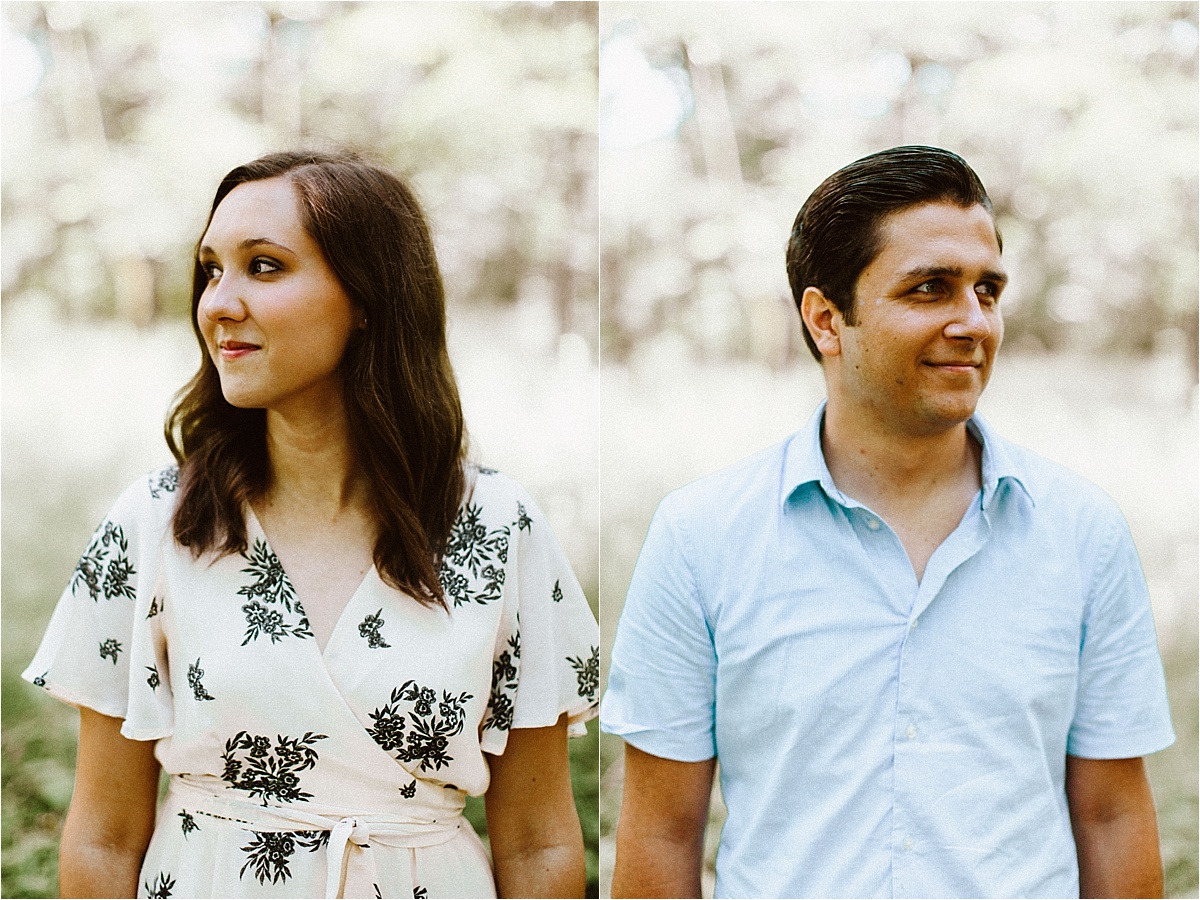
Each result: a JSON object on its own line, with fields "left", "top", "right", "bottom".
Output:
{"left": 908, "top": 396, "right": 982, "bottom": 435}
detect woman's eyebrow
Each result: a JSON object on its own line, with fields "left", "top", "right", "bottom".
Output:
{"left": 198, "top": 237, "right": 296, "bottom": 258}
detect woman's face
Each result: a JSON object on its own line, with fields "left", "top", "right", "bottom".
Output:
{"left": 196, "top": 176, "right": 361, "bottom": 418}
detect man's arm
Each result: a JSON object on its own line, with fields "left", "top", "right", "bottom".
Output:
{"left": 611, "top": 742, "right": 716, "bottom": 899}
{"left": 1065, "top": 755, "right": 1163, "bottom": 898}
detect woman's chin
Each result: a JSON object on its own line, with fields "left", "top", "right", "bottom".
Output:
{"left": 219, "top": 388, "right": 266, "bottom": 410}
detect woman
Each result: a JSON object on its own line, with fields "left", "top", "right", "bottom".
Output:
{"left": 23, "top": 151, "right": 599, "bottom": 899}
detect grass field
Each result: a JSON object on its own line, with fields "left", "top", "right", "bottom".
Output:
{"left": 1, "top": 307, "right": 601, "bottom": 898}
{"left": 598, "top": 344, "right": 1198, "bottom": 898}
{"left": 3, "top": 305, "right": 1195, "bottom": 899}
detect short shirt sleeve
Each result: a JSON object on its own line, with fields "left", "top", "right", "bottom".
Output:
{"left": 599, "top": 497, "right": 718, "bottom": 762}
{"left": 22, "top": 467, "right": 177, "bottom": 741}
{"left": 478, "top": 474, "right": 599, "bottom": 755}
{"left": 1067, "top": 507, "right": 1175, "bottom": 758}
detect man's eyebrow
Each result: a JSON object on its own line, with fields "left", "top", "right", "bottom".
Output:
{"left": 197, "top": 237, "right": 295, "bottom": 258}
{"left": 902, "top": 265, "right": 1008, "bottom": 284}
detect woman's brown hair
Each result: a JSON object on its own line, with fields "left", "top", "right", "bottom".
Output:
{"left": 165, "top": 150, "right": 465, "bottom": 608}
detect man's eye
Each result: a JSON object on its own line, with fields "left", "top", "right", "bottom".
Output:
{"left": 976, "top": 283, "right": 1000, "bottom": 302}
{"left": 249, "top": 258, "right": 281, "bottom": 276}
{"left": 913, "top": 280, "right": 942, "bottom": 295}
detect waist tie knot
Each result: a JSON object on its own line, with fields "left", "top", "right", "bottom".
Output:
{"left": 325, "top": 816, "right": 387, "bottom": 899}
{"left": 168, "top": 775, "right": 464, "bottom": 899}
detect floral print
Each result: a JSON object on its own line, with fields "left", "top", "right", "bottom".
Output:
{"left": 188, "top": 659, "right": 215, "bottom": 701}
{"left": 359, "top": 609, "right": 391, "bottom": 648}
{"left": 484, "top": 631, "right": 521, "bottom": 733}
{"left": 24, "top": 463, "right": 599, "bottom": 900}
{"left": 367, "top": 680, "right": 473, "bottom": 772}
{"left": 238, "top": 540, "right": 313, "bottom": 646}
{"left": 221, "top": 731, "right": 327, "bottom": 805}
{"left": 238, "top": 829, "right": 327, "bottom": 885}
{"left": 71, "top": 520, "right": 136, "bottom": 602}
{"left": 178, "top": 810, "right": 199, "bottom": 838}
{"left": 439, "top": 502, "right": 510, "bottom": 607}
{"left": 99, "top": 638, "right": 122, "bottom": 664}
{"left": 568, "top": 646, "right": 600, "bottom": 703}
{"left": 147, "top": 465, "right": 179, "bottom": 499}
{"left": 143, "top": 872, "right": 175, "bottom": 898}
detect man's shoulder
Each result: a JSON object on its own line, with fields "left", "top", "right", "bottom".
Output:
{"left": 983, "top": 425, "right": 1126, "bottom": 522}
{"left": 655, "top": 437, "right": 792, "bottom": 530}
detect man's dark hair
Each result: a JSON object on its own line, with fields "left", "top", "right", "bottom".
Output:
{"left": 786, "top": 145, "right": 1000, "bottom": 362}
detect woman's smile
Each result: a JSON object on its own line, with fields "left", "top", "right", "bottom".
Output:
{"left": 218, "top": 339, "right": 261, "bottom": 360}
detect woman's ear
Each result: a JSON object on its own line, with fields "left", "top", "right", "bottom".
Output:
{"left": 801, "top": 287, "right": 843, "bottom": 358}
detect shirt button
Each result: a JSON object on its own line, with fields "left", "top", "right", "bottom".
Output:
{"left": 905, "top": 724, "right": 917, "bottom": 740}
{"left": 866, "top": 517, "right": 881, "bottom": 531}
{"left": 910, "top": 617, "right": 919, "bottom": 629}
{"left": 903, "top": 836, "right": 914, "bottom": 851}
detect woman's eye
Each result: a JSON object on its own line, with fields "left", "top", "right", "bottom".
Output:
{"left": 249, "top": 257, "right": 281, "bottom": 276}
{"left": 201, "top": 262, "right": 221, "bottom": 282}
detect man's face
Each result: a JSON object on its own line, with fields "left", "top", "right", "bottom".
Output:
{"left": 834, "top": 201, "right": 1006, "bottom": 436}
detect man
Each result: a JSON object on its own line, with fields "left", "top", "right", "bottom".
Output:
{"left": 600, "top": 146, "right": 1174, "bottom": 898}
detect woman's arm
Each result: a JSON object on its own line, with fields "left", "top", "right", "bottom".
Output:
{"left": 484, "top": 714, "right": 586, "bottom": 899}
{"left": 60, "top": 708, "right": 160, "bottom": 898}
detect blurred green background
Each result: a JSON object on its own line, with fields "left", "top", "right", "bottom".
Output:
{"left": 597, "top": 2, "right": 1197, "bottom": 897}
{"left": 4, "top": 2, "right": 1198, "bottom": 899}
{"left": 1, "top": 2, "right": 600, "bottom": 897}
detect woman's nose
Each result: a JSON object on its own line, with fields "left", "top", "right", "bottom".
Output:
{"left": 198, "top": 274, "right": 247, "bottom": 323}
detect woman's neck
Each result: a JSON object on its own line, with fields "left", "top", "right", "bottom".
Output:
{"left": 262, "top": 403, "right": 367, "bottom": 518}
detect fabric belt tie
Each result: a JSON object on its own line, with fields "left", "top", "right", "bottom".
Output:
{"left": 169, "top": 776, "right": 464, "bottom": 899}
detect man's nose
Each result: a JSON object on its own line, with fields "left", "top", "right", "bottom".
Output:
{"left": 944, "top": 291, "right": 994, "bottom": 342}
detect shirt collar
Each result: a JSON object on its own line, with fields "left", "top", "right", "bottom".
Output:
{"left": 780, "top": 399, "right": 1035, "bottom": 509}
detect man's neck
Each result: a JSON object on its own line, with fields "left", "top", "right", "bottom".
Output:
{"left": 820, "top": 399, "right": 982, "bottom": 517}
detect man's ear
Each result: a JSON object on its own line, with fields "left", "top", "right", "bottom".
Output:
{"left": 801, "top": 287, "right": 843, "bottom": 358}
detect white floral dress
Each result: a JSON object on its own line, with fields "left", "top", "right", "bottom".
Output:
{"left": 23, "top": 464, "right": 600, "bottom": 899}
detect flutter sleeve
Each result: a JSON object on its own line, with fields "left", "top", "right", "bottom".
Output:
{"left": 479, "top": 474, "right": 599, "bottom": 755}
{"left": 22, "top": 467, "right": 177, "bottom": 741}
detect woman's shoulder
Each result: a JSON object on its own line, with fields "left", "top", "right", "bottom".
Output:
{"left": 103, "top": 463, "right": 181, "bottom": 530}
{"left": 463, "top": 462, "right": 542, "bottom": 524}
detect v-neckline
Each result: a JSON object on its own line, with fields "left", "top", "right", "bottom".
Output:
{"left": 244, "top": 505, "right": 376, "bottom": 656}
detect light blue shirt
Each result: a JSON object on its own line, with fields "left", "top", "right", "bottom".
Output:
{"left": 601, "top": 402, "right": 1174, "bottom": 899}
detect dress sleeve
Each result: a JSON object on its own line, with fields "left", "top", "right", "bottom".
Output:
{"left": 480, "top": 481, "right": 599, "bottom": 754}
{"left": 21, "top": 470, "right": 175, "bottom": 742}
{"left": 1066, "top": 507, "right": 1175, "bottom": 759}
{"left": 599, "top": 497, "right": 718, "bottom": 762}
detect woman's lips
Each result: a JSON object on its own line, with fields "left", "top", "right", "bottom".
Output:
{"left": 219, "top": 341, "right": 260, "bottom": 360}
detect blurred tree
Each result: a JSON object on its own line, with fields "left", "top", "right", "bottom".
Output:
{"left": 1, "top": 1, "right": 599, "bottom": 351}
{"left": 599, "top": 1, "right": 1198, "bottom": 374}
